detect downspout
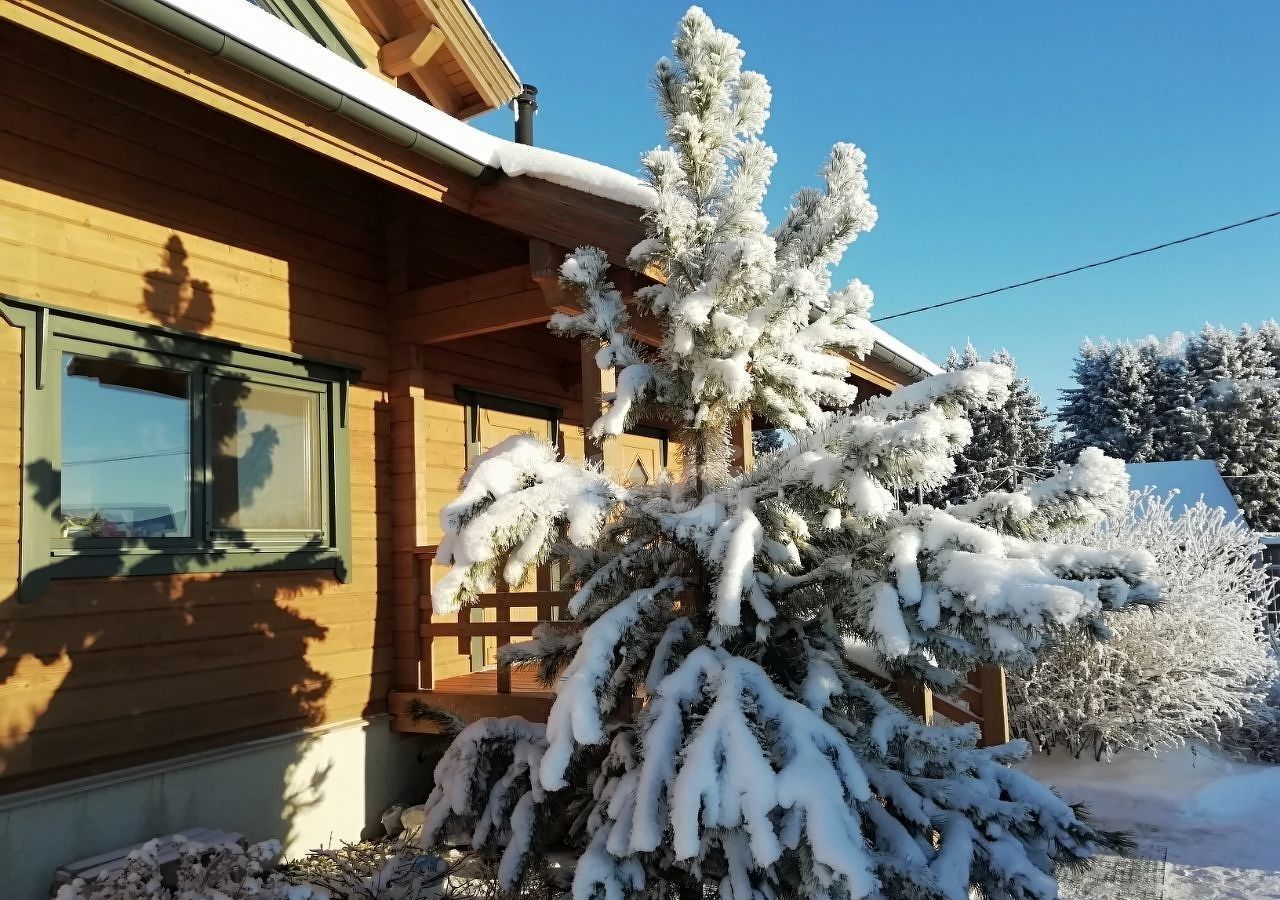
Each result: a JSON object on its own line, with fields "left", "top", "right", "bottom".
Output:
{"left": 103, "top": 0, "right": 504, "bottom": 181}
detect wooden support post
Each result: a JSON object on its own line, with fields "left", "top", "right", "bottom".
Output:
{"left": 390, "top": 343, "right": 433, "bottom": 690}
{"left": 975, "top": 665, "right": 1011, "bottom": 747}
{"left": 495, "top": 600, "right": 512, "bottom": 694}
{"left": 897, "top": 676, "right": 934, "bottom": 725}
{"left": 387, "top": 188, "right": 436, "bottom": 692}
{"left": 730, "top": 408, "right": 754, "bottom": 474}
{"left": 581, "top": 342, "right": 624, "bottom": 476}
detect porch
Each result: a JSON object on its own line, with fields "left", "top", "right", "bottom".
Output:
{"left": 380, "top": 223, "right": 1007, "bottom": 745}
{"left": 389, "top": 545, "right": 565, "bottom": 732}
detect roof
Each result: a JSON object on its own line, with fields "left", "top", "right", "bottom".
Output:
{"left": 147, "top": 0, "right": 939, "bottom": 381}
{"left": 864, "top": 322, "right": 943, "bottom": 377}
{"left": 1125, "top": 460, "right": 1244, "bottom": 523}
{"left": 149, "top": 0, "right": 652, "bottom": 203}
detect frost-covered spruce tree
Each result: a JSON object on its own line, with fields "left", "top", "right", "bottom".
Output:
{"left": 1146, "top": 333, "right": 1207, "bottom": 462}
{"left": 1056, "top": 340, "right": 1111, "bottom": 461}
{"left": 417, "top": 9, "right": 1159, "bottom": 899}
{"left": 1058, "top": 340, "right": 1164, "bottom": 464}
{"left": 925, "top": 345, "right": 1053, "bottom": 506}
{"left": 1188, "top": 324, "right": 1280, "bottom": 531}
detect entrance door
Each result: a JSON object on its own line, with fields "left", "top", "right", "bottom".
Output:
{"left": 616, "top": 427, "right": 669, "bottom": 487}
{"left": 463, "top": 391, "right": 560, "bottom": 670}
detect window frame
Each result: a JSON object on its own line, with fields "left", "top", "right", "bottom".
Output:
{"left": 455, "top": 386, "right": 562, "bottom": 467}
{"left": 248, "top": 0, "right": 367, "bottom": 68}
{"left": 0, "top": 296, "right": 357, "bottom": 601}
{"left": 204, "top": 366, "right": 331, "bottom": 546}
{"left": 625, "top": 423, "right": 671, "bottom": 469}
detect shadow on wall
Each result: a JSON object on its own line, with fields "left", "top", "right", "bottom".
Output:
{"left": 0, "top": 238, "right": 342, "bottom": 854}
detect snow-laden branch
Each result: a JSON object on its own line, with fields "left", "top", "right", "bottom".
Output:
{"left": 432, "top": 435, "right": 624, "bottom": 613}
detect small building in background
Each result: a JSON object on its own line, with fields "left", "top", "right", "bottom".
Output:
{"left": 1125, "top": 460, "right": 1244, "bottom": 523}
{"left": 1127, "top": 460, "right": 1277, "bottom": 625}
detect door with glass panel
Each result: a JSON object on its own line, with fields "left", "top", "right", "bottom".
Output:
{"left": 466, "top": 394, "right": 560, "bottom": 671}
{"left": 615, "top": 426, "right": 670, "bottom": 487}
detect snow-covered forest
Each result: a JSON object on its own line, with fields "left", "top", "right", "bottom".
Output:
{"left": 1057, "top": 323, "right": 1280, "bottom": 530}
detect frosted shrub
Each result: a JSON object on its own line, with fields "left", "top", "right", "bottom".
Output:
{"left": 413, "top": 9, "right": 1160, "bottom": 899}
{"left": 1009, "top": 492, "right": 1277, "bottom": 759}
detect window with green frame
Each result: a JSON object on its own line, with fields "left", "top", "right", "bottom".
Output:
{"left": 0, "top": 297, "right": 356, "bottom": 601}
{"left": 245, "top": 0, "right": 366, "bottom": 67}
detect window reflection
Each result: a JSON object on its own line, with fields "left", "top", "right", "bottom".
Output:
{"left": 60, "top": 354, "right": 191, "bottom": 538}
{"left": 210, "top": 377, "right": 322, "bottom": 534}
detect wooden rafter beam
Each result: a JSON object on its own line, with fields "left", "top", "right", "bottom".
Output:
{"left": 392, "top": 243, "right": 668, "bottom": 349}
{"left": 411, "top": 63, "right": 462, "bottom": 115}
{"left": 529, "top": 240, "right": 664, "bottom": 347}
{"left": 350, "top": 0, "right": 399, "bottom": 40}
{"left": 847, "top": 355, "right": 904, "bottom": 392}
{"left": 392, "top": 264, "right": 548, "bottom": 344}
{"left": 379, "top": 25, "right": 445, "bottom": 77}
{"left": 416, "top": 0, "right": 520, "bottom": 110}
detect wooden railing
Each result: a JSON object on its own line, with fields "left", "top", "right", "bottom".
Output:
{"left": 402, "top": 546, "right": 1009, "bottom": 747}
{"left": 897, "top": 666, "right": 1011, "bottom": 747}
{"left": 413, "top": 545, "right": 571, "bottom": 693}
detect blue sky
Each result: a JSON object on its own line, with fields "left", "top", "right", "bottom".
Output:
{"left": 470, "top": 1, "right": 1280, "bottom": 412}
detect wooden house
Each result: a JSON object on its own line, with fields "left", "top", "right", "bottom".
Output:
{"left": 0, "top": 1, "right": 941, "bottom": 893}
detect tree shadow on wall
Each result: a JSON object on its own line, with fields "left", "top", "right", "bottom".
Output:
{"left": 0, "top": 237, "right": 352, "bottom": 856}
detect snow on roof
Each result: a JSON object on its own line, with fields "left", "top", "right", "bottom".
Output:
{"left": 1125, "top": 460, "right": 1244, "bottom": 523}
{"left": 864, "top": 322, "right": 944, "bottom": 376}
{"left": 164, "top": 1, "right": 938, "bottom": 376}
{"left": 161, "top": 0, "right": 654, "bottom": 207}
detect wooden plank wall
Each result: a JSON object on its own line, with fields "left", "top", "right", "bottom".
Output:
{"left": 0, "top": 24, "right": 395, "bottom": 791}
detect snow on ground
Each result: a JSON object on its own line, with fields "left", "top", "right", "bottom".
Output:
{"left": 1021, "top": 748, "right": 1280, "bottom": 899}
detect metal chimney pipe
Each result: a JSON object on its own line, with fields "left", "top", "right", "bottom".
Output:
{"left": 514, "top": 84, "right": 538, "bottom": 145}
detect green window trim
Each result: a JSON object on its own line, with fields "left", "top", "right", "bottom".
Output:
{"left": 248, "top": 0, "right": 366, "bottom": 67}
{"left": 0, "top": 296, "right": 359, "bottom": 602}
{"left": 455, "top": 385, "right": 562, "bottom": 467}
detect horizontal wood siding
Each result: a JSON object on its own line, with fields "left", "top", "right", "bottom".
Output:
{"left": 0, "top": 26, "right": 394, "bottom": 792}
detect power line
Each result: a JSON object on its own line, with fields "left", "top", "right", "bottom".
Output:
{"left": 872, "top": 210, "right": 1280, "bottom": 323}
{"left": 63, "top": 448, "right": 188, "bottom": 467}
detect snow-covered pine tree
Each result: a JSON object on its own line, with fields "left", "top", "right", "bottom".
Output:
{"left": 1146, "top": 333, "right": 1207, "bottom": 462}
{"left": 1188, "top": 324, "right": 1280, "bottom": 531}
{"left": 1056, "top": 339, "right": 1112, "bottom": 460}
{"left": 415, "top": 9, "right": 1159, "bottom": 899}
{"left": 925, "top": 344, "right": 1053, "bottom": 506}
{"left": 1058, "top": 339, "right": 1162, "bottom": 463}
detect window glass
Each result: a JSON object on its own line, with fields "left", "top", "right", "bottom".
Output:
{"left": 60, "top": 354, "right": 191, "bottom": 538}
{"left": 209, "top": 376, "right": 322, "bottom": 534}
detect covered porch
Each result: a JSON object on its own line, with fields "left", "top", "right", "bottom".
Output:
{"left": 376, "top": 177, "right": 989, "bottom": 740}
